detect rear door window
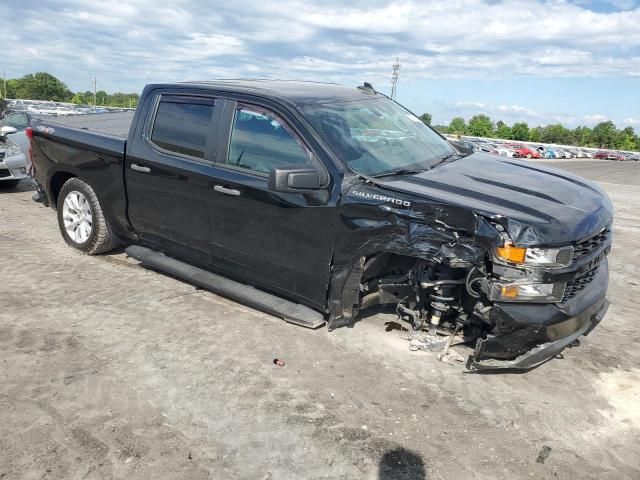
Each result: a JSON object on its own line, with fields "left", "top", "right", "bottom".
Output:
{"left": 226, "top": 106, "right": 312, "bottom": 175}
{"left": 150, "top": 96, "right": 216, "bottom": 160}
{"left": 1, "top": 113, "right": 28, "bottom": 130}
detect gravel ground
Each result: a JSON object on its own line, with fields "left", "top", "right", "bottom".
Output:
{"left": 0, "top": 159, "right": 638, "bottom": 480}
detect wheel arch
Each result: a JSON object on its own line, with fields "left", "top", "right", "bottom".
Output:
{"left": 49, "top": 171, "right": 78, "bottom": 208}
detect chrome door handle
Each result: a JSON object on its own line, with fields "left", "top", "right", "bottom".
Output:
{"left": 131, "top": 164, "right": 151, "bottom": 173}
{"left": 213, "top": 185, "right": 241, "bottom": 196}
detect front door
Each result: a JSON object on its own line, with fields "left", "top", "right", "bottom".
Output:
{"left": 125, "top": 93, "right": 221, "bottom": 264}
{"left": 207, "top": 101, "right": 336, "bottom": 309}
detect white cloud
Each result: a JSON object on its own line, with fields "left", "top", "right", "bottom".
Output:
{"left": 0, "top": 0, "right": 638, "bottom": 127}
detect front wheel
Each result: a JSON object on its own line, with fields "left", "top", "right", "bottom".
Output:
{"left": 526, "top": 153, "right": 532, "bottom": 159}
{"left": 57, "top": 178, "right": 113, "bottom": 255}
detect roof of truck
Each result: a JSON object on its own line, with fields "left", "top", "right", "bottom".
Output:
{"left": 170, "top": 79, "right": 383, "bottom": 106}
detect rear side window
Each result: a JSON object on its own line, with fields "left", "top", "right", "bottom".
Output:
{"left": 227, "top": 107, "right": 312, "bottom": 175}
{"left": 150, "top": 97, "right": 216, "bottom": 160}
{"left": 1, "top": 113, "right": 28, "bottom": 130}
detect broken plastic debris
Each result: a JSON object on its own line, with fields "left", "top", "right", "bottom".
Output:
{"left": 536, "top": 446, "right": 552, "bottom": 464}
{"left": 273, "top": 358, "right": 286, "bottom": 367}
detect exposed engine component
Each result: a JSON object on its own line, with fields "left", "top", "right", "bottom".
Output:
{"left": 359, "top": 254, "right": 493, "bottom": 359}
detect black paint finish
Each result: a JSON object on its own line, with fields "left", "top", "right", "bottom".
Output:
{"left": 29, "top": 80, "right": 613, "bottom": 363}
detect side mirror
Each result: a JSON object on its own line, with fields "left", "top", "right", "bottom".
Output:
{"left": 0, "top": 126, "right": 18, "bottom": 136}
{"left": 268, "top": 166, "right": 322, "bottom": 193}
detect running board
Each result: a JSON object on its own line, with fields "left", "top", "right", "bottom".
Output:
{"left": 125, "top": 245, "right": 326, "bottom": 329}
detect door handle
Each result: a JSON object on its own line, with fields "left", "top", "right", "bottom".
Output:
{"left": 213, "top": 185, "right": 241, "bottom": 196}
{"left": 131, "top": 163, "right": 151, "bottom": 173}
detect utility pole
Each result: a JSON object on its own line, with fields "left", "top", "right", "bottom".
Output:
{"left": 390, "top": 57, "right": 400, "bottom": 100}
{"left": 93, "top": 77, "right": 97, "bottom": 107}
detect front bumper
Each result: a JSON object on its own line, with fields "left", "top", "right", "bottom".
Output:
{"left": 0, "top": 154, "right": 29, "bottom": 181}
{"left": 467, "top": 260, "right": 609, "bottom": 371}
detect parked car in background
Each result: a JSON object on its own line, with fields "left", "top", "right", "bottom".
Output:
{"left": 594, "top": 151, "right": 625, "bottom": 161}
{"left": 554, "top": 148, "right": 573, "bottom": 159}
{"left": 510, "top": 144, "right": 541, "bottom": 159}
{"left": 0, "top": 133, "right": 28, "bottom": 188}
{"left": 474, "top": 142, "right": 500, "bottom": 155}
{"left": 0, "top": 111, "right": 35, "bottom": 161}
{"left": 488, "top": 143, "right": 515, "bottom": 157}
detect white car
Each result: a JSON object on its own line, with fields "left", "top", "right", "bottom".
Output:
{"left": 489, "top": 143, "right": 515, "bottom": 157}
{"left": 0, "top": 133, "right": 28, "bottom": 188}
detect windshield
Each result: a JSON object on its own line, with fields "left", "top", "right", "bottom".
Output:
{"left": 300, "top": 97, "right": 456, "bottom": 176}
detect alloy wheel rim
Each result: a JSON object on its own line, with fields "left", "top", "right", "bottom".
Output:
{"left": 62, "top": 190, "right": 92, "bottom": 244}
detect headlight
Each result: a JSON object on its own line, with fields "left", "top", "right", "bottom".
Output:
{"left": 488, "top": 281, "right": 566, "bottom": 303}
{"left": 494, "top": 244, "right": 573, "bottom": 267}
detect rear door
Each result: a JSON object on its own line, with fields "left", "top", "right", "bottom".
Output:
{"left": 125, "top": 92, "right": 222, "bottom": 264}
{"left": 206, "top": 100, "right": 336, "bottom": 309}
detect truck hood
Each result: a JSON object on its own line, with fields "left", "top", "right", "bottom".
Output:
{"left": 375, "top": 153, "right": 613, "bottom": 246}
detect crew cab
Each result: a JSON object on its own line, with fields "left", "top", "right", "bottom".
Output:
{"left": 29, "top": 80, "right": 612, "bottom": 370}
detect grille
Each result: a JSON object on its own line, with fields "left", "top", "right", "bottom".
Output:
{"left": 0, "top": 168, "right": 11, "bottom": 178}
{"left": 0, "top": 151, "right": 5, "bottom": 160}
{"left": 562, "top": 265, "right": 600, "bottom": 302}
{"left": 573, "top": 227, "right": 611, "bottom": 262}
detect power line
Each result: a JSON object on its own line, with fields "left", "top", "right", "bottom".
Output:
{"left": 390, "top": 57, "right": 400, "bottom": 100}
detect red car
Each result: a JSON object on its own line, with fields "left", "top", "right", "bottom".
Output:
{"left": 508, "top": 144, "right": 541, "bottom": 159}
{"left": 594, "top": 151, "right": 625, "bottom": 161}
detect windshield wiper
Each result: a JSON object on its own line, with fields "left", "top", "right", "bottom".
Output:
{"left": 371, "top": 167, "right": 429, "bottom": 179}
{"left": 429, "top": 152, "right": 463, "bottom": 170}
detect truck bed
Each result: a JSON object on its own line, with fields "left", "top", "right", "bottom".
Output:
{"left": 40, "top": 112, "right": 135, "bottom": 140}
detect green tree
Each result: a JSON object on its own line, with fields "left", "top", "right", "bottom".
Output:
{"left": 9, "top": 72, "right": 72, "bottom": 101}
{"left": 95, "top": 90, "right": 109, "bottom": 106}
{"left": 573, "top": 126, "right": 593, "bottom": 147}
{"left": 540, "top": 124, "right": 572, "bottom": 144}
{"left": 529, "top": 127, "right": 542, "bottom": 143}
{"left": 71, "top": 92, "right": 89, "bottom": 104}
{"left": 432, "top": 124, "right": 448, "bottom": 134}
{"left": 592, "top": 121, "right": 617, "bottom": 149}
{"left": 448, "top": 117, "right": 467, "bottom": 135}
{"left": 511, "top": 122, "right": 530, "bottom": 141}
{"left": 616, "top": 126, "right": 636, "bottom": 150}
{"left": 494, "top": 120, "right": 512, "bottom": 139}
{"left": 467, "top": 114, "right": 494, "bottom": 137}
{"left": 419, "top": 113, "right": 432, "bottom": 126}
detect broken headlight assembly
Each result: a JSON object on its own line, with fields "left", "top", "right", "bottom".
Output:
{"left": 493, "top": 244, "right": 573, "bottom": 268}
{"left": 487, "top": 280, "right": 566, "bottom": 303}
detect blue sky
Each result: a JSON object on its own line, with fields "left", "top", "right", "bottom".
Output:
{"left": 2, "top": 0, "right": 639, "bottom": 128}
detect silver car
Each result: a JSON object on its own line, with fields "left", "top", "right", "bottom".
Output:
{"left": 0, "top": 134, "right": 28, "bottom": 188}
{"left": 0, "top": 111, "right": 32, "bottom": 158}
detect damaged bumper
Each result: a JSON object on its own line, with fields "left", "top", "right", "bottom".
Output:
{"left": 467, "top": 260, "right": 609, "bottom": 371}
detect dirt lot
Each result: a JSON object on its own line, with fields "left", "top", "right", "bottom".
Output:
{"left": 1, "top": 159, "right": 639, "bottom": 480}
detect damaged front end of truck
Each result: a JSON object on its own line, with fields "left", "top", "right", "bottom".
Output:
{"left": 327, "top": 173, "right": 612, "bottom": 371}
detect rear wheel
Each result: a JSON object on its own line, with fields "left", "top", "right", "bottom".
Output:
{"left": 0, "top": 179, "right": 21, "bottom": 189}
{"left": 57, "top": 178, "right": 113, "bottom": 255}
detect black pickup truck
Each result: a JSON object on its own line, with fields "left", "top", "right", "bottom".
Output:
{"left": 29, "top": 80, "right": 612, "bottom": 370}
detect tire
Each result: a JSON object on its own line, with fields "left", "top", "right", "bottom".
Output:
{"left": 526, "top": 153, "right": 532, "bottom": 159}
{"left": 0, "top": 179, "right": 21, "bottom": 189}
{"left": 57, "top": 178, "right": 113, "bottom": 255}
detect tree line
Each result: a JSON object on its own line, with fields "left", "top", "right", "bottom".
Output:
{"left": 1, "top": 72, "right": 139, "bottom": 108}
{"left": 420, "top": 113, "right": 638, "bottom": 151}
